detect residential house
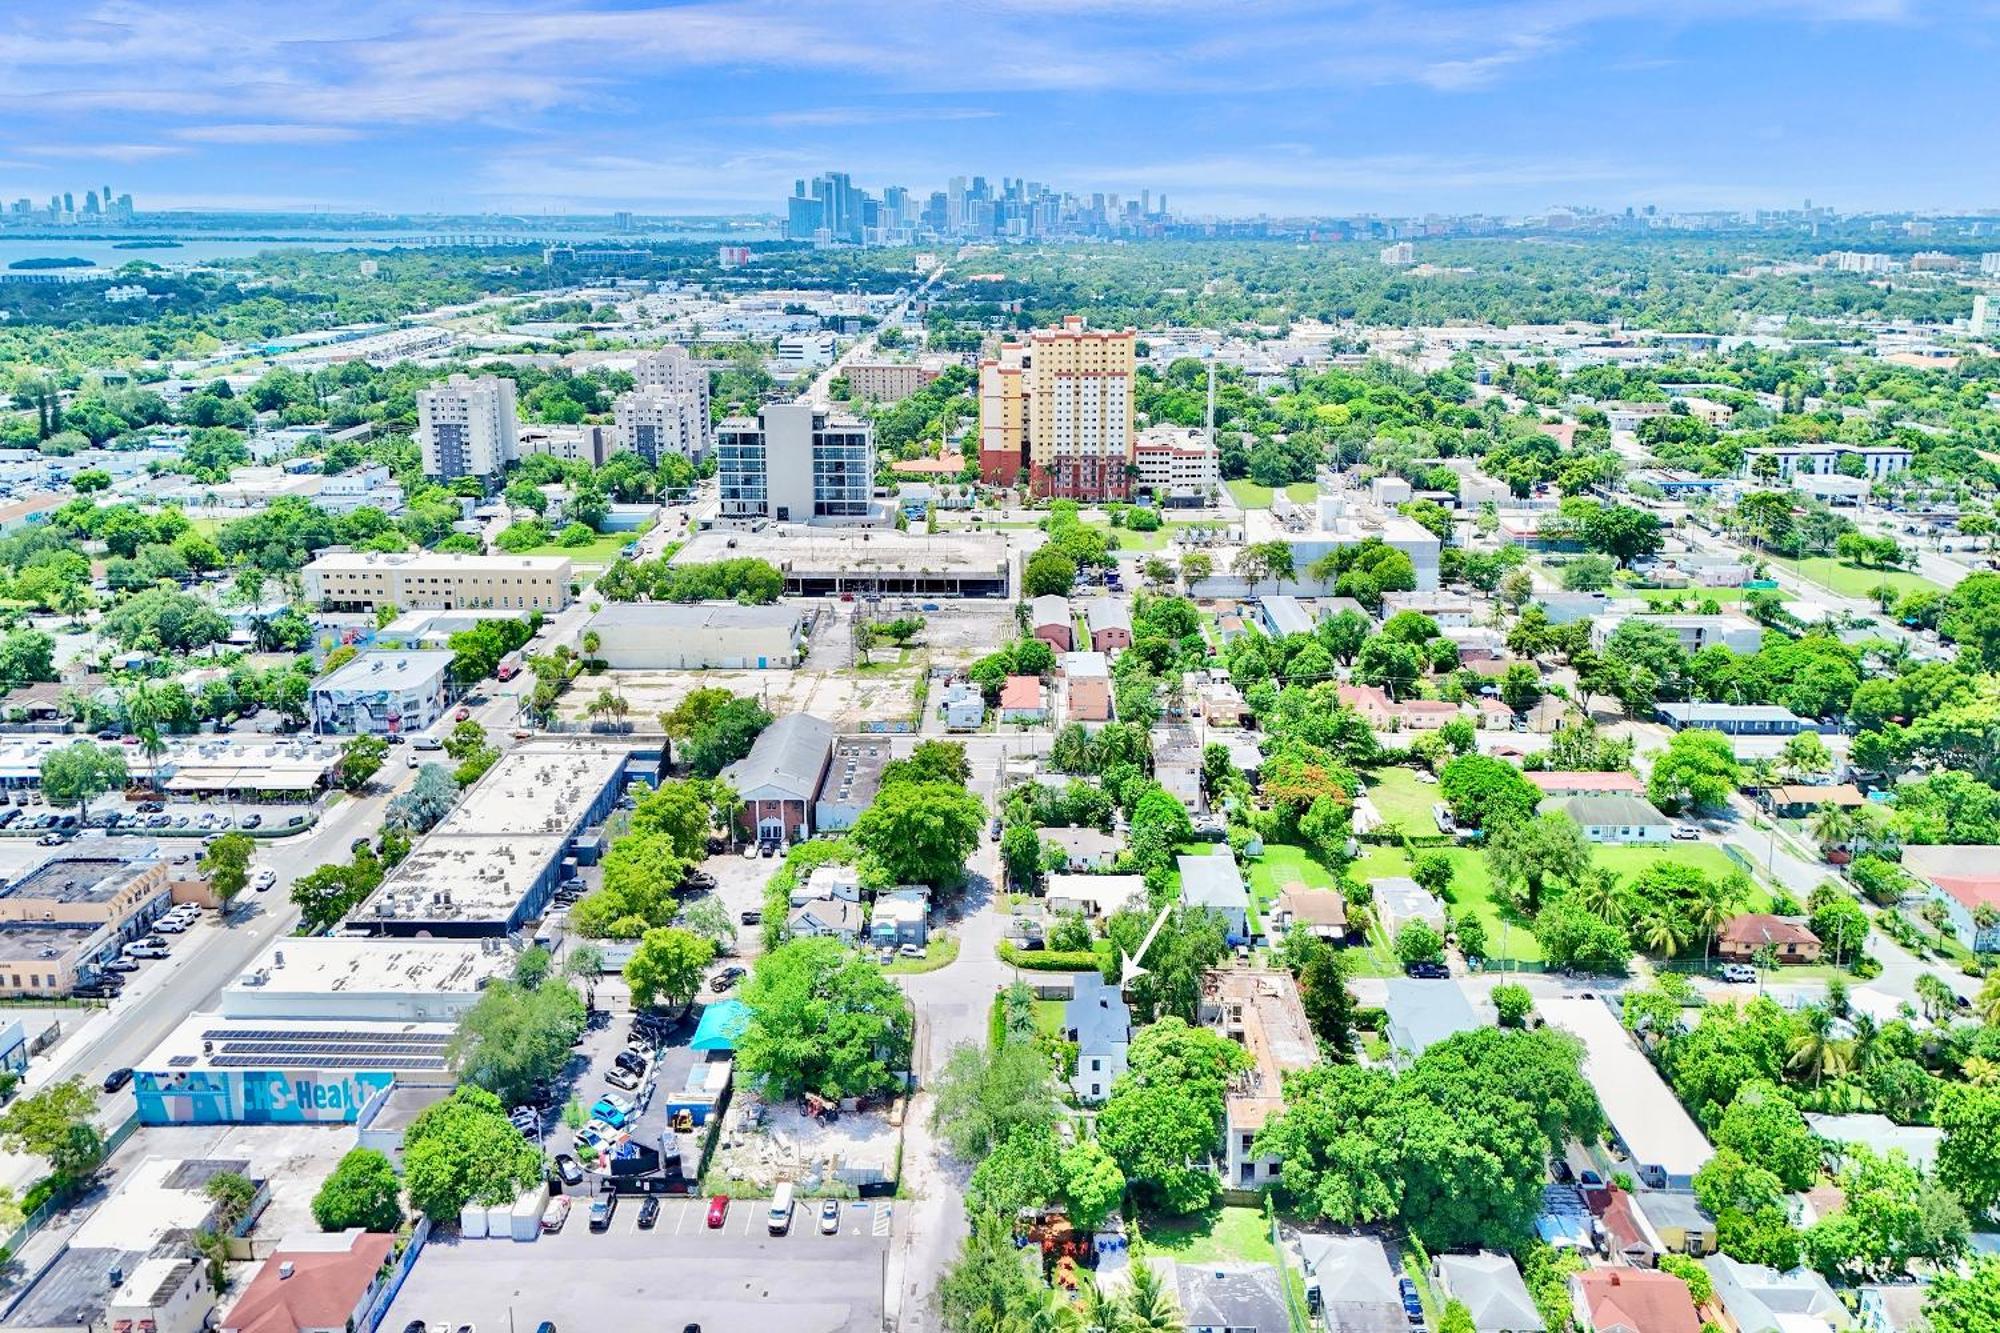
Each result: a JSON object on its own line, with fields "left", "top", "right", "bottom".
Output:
{"left": 1572, "top": 1269, "right": 1701, "bottom": 1333}
{"left": 1045, "top": 874, "right": 1145, "bottom": 920}
{"left": 106, "top": 1257, "right": 213, "bottom": 1333}
{"left": 218, "top": 1230, "right": 396, "bottom": 1333}
{"left": 1039, "top": 827, "right": 1121, "bottom": 871}
{"left": 1198, "top": 676, "right": 1247, "bottom": 727}
{"left": 1594, "top": 613, "right": 1762, "bottom": 656}
{"left": 1432, "top": 1252, "right": 1545, "bottom": 1333}
{"left": 1202, "top": 968, "right": 1315, "bottom": 1189}
{"left": 1338, "top": 682, "right": 1400, "bottom": 729}
{"left": 1803, "top": 1114, "right": 1944, "bottom": 1173}
{"left": 720, "top": 712, "right": 835, "bottom": 844}
{"left": 1717, "top": 915, "right": 1823, "bottom": 964}
{"left": 794, "top": 864, "right": 863, "bottom": 905}
{"left": 1900, "top": 844, "right": 2000, "bottom": 952}
{"left": 1401, "top": 699, "right": 1462, "bottom": 731}
{"left": 999, "top": 675, "right": 1048, "bottom": 722}
{"left": 1066, "top": 678, "right": 1112, "bottom": 724}
{"left": 787, "top": 895, "right": 860, "bottom": 942}
{"left": 1268, "top": 888, "right": 1347, "bottom": 940}
{"left": 1524, "top": 696, "right": 1577, "bottom": 734}
{"left": 1381, "top": 591, "right": 1476, "bottom": 627}
{"left": 1030, "top": 595, "right": 1073, "bottom": 652}
{"left": 1477, "top": 696, "right": 1515, "bottom": 730}
{"left": 1061, "top": 651, "right": 1110, "bottom": 683}
{"left": 1535, "top": 591, "right": 1611, "bottom": 625}
{"left": 1259, "top": 595, "right": 1315, "bottom": 639}
{"left": 1161, "top": 1260, "right": 1292, "bottom": 1333}
{"left": 1153, "top": 726, "right": 1203, "bottom": 812}
{"left": 1385, "top": 978, "right": 1483, "bottom": 1060}
{"left": 1543, "top": 996, "right": 1714, "bottom": 1188}
{"left": 1295, "top": 1234, "right": 1406, "bottom": 1333}
{"left": 1701, "top": 1256, "right": 1847, "bottom": 1333}
{"left": 940, "top": 681, "right": 986, "bottom": 731}
{"left": 1065, "top": 972, "right": 1131, "bottom": 1103}
{"left": 1539, "top": 794, "right": 1673, "bottom": 844}
{"left": 869, "top": 887, "right": 928, "bottom": 947}
{"left": 1179, "top": 852, "right": 1250, "bottom": 940}
{"left": 1524, "top": 771, "right": 1647, "bottom": 799}
{"left": 1636, "top": 1190, "right": 1719, "bottom": 1257}
{"left": 1372, "top": 876, "right": 1448, "bottom": 936}
{"left": 1764, "top": 784, "right": 1867, "bottom": 819}
{"left": 1590, "top": 1184, "right": 1668, "bottom": 1266}
{"left": 1084, "top": 596, "right": 1133, "bottom": 654}
{"left": 1856, "top": 1284, "right": 1927, "bottom": 1333}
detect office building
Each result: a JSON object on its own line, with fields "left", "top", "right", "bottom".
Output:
{"left": 1974, "top": 294, "right": 1992, "bottom": 337}
{"left": 577, "top": 603, "right": 809, "bottom": 669}
{"left": 304, "top": 550, "right": 572, "bottom": 613}
{"left": 308, "top": 650, "right": 455, "bottom": 736}
{"left": 716, "top": 402, "right": 877, "bottom": 524}
{"left": 0, "top": 843, "right": 175, "bottom": 997}
{"left": 614, "top": 346, "right": 710, "bottom": 465}
{"left": 978, "top": 315, "right": 1136, "bottom": 498}
{"left": 1132, "top": 426, "right": 1221, "bottom": 505}
{"left": 1380, "top": 242, "right": 1415, "bottom": 266}
{"left": 416, "top": 374, "right": 518, "bottom": 481}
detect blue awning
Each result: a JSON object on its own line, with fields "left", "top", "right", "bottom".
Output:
{"left": 691, "top": 1000, "right": 751, "bottom": 1052}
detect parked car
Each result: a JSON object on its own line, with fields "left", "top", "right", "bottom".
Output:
{"left": 605, "top": 1067, "right": 641, "bottom": 1092}
{"left": 1672, "top": 825, "right": 1700, "bottom": 841}
{"left": 36, "top": 831, "right": 64, "bottom": 846}
{"left": 1718, "top": 962, "right": 1757, "bottom": 984}
{"left": 123, "top": 941, "right": 169, "bottom": 959}
{"left": 740, "top": 909, "right": 761, "bottom": 925}
{"left": 1404, "top": 960, "right": 1449, "bottom": 980}
{"left": 541, "top": 1197, "right": 571, "bottom": 1232}
{"left": 588, "top": 1197, "right": 616, "bottom": 1231}
{"left": 759, "top": 841, "right": 778, "bottom": 858}
{"left": 706, "top": 1195, "right": 730, "bottom": 1228}
{"left": 553, "top": 1154, "right": 584, "bottom": 1187}
{"left": 613, "top": 1049, "right": 648, "bottom": 1075}
{"left": 710, "top": 966, "right": 746, "bottom": 992}
{"left": 742, "top": 844, "right": 758, "bottom": 860}
{"left": 100, "top": 958, "right": 139, "bottom": 974}
{"left": 102, "top": 1067, "right": 134, "bottom": 1092}
{"left": 241, "top": 813, "right": 262, "bottom": 829}
{"left": 819, "top": 1199, "right": 841, "bottom": 1235}
{"left": 638, "top": 1197, "right": 661, "bottom": 1230}
{"left": 152, "top": 918, "right": 188, "bottom": 934}
{"left": 897, "top": 944, "right": 924, "bottom": 959}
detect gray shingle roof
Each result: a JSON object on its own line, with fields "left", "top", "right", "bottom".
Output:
{"left": 720, "top": 713, "right": 834, "bottom": 799}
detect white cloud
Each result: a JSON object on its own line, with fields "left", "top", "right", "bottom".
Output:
{"left": 16, "top": 142, "right": 187, "bottom": 162}
{"left": 173, "top": 123, "right": 363, "bottom": 144}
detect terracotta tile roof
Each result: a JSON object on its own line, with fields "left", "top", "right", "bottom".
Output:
{"left": 1000, "top": 676, "right": 1042, "bottom": 710}
{"left": 1718, "top": 914, "right": 1819, "bottom": 949}
{"left": 221, "top": 1232, "right": 394, "bottom": 1333}
{"left": 1575, "top": 1268, "right": 1700, "bottom": 1333}
{"left": 1068, "top": 678, "right": 1111, "bottom": 721}
{"left": 1525, "top": 771, "right": 1645, "bottom": 795}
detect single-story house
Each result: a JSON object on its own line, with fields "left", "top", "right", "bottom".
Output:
{"left": 1401, "top": 699, "right": 1463, "bottom": 731}
{"left": 999, "top": 675, "right": 1048, "bottom": 722}
{"left": 1433, "top": 1251, "right": 1544, "bottom": 1333}
{"left": 1539, "top": 794, "right": 1673, "bottom": 844}
{"left": 1803, "top": 1113, "right": 1944, "bottom": 1173}
{"left": 1702, "top": 1255, "right": 1845, "bottom": 1333}
{"left": 1385, "top": 977, "right": 1483, "bottom": 1060}
{"left": 1857, "top": 1283, "right": 1928, "bottom": 1333}
{"left": 1179, "top": 852, "right": 1250, "bottom": 940}
{"left": 1899, "top": 844, "right": 2000, "bottom": 952}
{"left": 1717, "top": 915, "right": 1823, "bottom": 964}
{"left": 1039, "top": 826, "right": 1121, "bottom": 871}
{"left": 1067, "top": 678, "right": 1112, "bottom": 723}
{"left": 1162, "top": 1259, "right": 1292, "bottom": 1333}
{"left": 1477, "top": 696, "right": 1515, "bottom": 730}
{"left": 1655, "top": 702, "right": 1811, "bottom": 736}
{"left": 1371, "top": 876, "right": 1448, "bottom": 936}
{"left": 1084, "top": 596, "right": 1132, "bottom": 654}
{"left": 1572, "top": 1268, "right": 1700, "bottom": 1333}
{"left": 1259, "top": 595, "right": 1315, "bottom": 639}
{"left": 1045, "top": 874, "right": 1145, "bottom": 920}
{"left": 1338, "top": 682, "right": 1400, "bottom": 729}
{"left": 1030, "top": 595, "right": 1072, "bottom": 652}
{"left": 787, "top": 895, "right": 860, "bottom": 942}
{"left": 1065, "top": 972, "right": 1131, "bottom": 1104}
{"left": 1269, "top": 887, "right": 1347, "bottom": 939}
{"left": 939, "top": 681, "right": 985, "bottom": 731}
{"left": 795, "top": 864, "right": 863, "bottom": 905}
{"left": 1764, "top": 783, "right": 1868, "bottom": 818}
{"left": 869, "top": 887, "right": 928, "bottom": 947}
{"left": 1636, "top": 1189, "right": 1719, "bottom": 1257}
{"left": 219, "top": 1229, "right": 396, "bottom": 1333}
{"left": 1295, "top": 1234, "right": 1405, "bottom": 1333}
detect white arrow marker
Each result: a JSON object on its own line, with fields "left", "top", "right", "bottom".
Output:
{"left": 1119, "top": 900, "right": 1176, "bottom": 988}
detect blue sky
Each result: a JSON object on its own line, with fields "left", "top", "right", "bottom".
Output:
{"left": 1, "top": 0, "right": 1995, "bottom": 217}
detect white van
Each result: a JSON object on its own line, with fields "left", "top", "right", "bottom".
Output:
{"left": 767, "top": 1181, "right": 795, "bottom": 1235}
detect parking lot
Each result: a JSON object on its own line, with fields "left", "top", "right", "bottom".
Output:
{"left": 0, "top": 796, "right": 311, "bottom": 841}
{"left": 383, "top": 1192, "right": 890, "bottom": 1333}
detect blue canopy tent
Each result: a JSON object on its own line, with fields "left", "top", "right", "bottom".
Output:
{"left": 691, "top": 999, "right": 751, "bottom": 1052}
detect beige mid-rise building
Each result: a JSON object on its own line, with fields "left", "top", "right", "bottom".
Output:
{"left": 978, "top": 315, "right": 1135, "bottom": 499}
{"left": 304, "top": 550, "right": 572, "bottom": 613}
{"left": 845, "top": 360, "right": 941, "bottom": 402}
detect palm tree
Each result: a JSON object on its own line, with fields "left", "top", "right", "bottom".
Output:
{"left": 1118, "top": 1262, "right": 1183, "bottom": 1333}
{"left": 1976, "top": 974, "right": 2000, "bottom": 1027}
{"left": 1914, "top": 972, "right": 1957, "bottom": 1025}
{"left": 1964, "top": 1056, "right": 2000, "bottom": 1087}
{"left": 1639, "top": 913, "right": 1686, "bottom": 959}
{"left": 1787, "top": 1004, "right": 1854, "bottom": 1088}
{"left": 1577, "top": 868, "right": 1628, "bottom": 926}
{"left": 1006, "top": 1287, "right": 1081, "bottom": 1333}
{"left": 1847, "top": 1012, "right": 1881, "bottom": 1075}
{"left": 122, "top": 679, "right": 167, "bottom": 794}
{"left": 1689, "top": 880, "right": 1732, "bottom": 968}
{"left": 1811, "top": 804, "right": 1859, "bottom": 857}
{"left": 1070, "top": 1274, "right": 1117, "bottom": 1333}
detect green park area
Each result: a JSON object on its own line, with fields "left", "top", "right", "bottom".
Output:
{"left": 1765, "top": 554, "right": 1940, "bottom": 600}
{"left": 1225, "top": 480, "right": 1319, "bottom": 509}
{"left": 512, "top": 524, "right": 648, "bottom": 568}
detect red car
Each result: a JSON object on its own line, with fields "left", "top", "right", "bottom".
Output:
{"left": 455, "top": 706, "right": 472, "bottom": 722}
{"left": 706, "top": 1195, "right": 730, "bottom": 1228}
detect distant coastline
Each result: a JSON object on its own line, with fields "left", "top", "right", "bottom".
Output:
{"left": 6, "top": 256, "right": 93, "bottom": 270}
{"left": 111, "top": 240, "right": 183, "bottom": 250}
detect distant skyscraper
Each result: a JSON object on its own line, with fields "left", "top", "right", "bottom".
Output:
{"left": 1973, "top": 294, "right": 1992, "bottom": 337}
{"left": 417, "top": 374, "right": 519, "bottom": 480}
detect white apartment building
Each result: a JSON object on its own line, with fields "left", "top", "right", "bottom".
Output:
{"left": 1828, "top": 251, "right": 1893, "bottom": 275}
{"left": 1132, "top": 426, "right": 1220, "bottom": 506}
{"left": 1740, "top": 443, "right": 1912, "bottom": 481}
{"left": 518, "top": 424, "right": 612, "bottom": 468}
{"left": 417, "top": 374, "right": 518, "bottom": 481}
{"left": 774, "top": 331, "right": 837, "bottom": 372}
{"left": 1380, "top": 242, "right": 1415, "bottom": 266}
{"left": 313, "top": 464, "right": 404, "bottom": 516}
{"left": 304, "top": 550, "right": 573, "bottom": 613}
{"left": 1592, "top": 613, "right": 1763, "bottom": 656}
{"left": 716, "top": 401, "right": 878, "bottom": 524}
{"left": 844, "top": 360, "right": 941, "bottom": 402}
{"left": 1981, "top": 253, "right": 2000, "bottom": 278}
{"left": 614, "top": 346, "right": 711, "bottom": 465}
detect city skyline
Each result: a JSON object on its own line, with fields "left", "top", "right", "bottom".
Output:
{"left": 1, "top": 1, "right": 1998, "bottom": 218}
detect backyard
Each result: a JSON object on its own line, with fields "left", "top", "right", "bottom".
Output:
{"left": 1142, "top": 1205, "right": 1280, "bottom": 1269}
{"left": 1363, "top": 767, "right": 1444, "bottom": 835}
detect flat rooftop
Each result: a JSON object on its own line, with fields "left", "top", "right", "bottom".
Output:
{"left": 821, "top": 737, "right": 888, "bottom": 808}
{"left": 673, "top": 526, "right": 1008, "bottom": 576}
{"left": 1541, "top": 995, "right": 1713, "bottom": 1179}
{"left": 72, "top": 1155, "right": 250, "bottom": 1251}
{"left": 0, "top": 920, "right": 98, "bottom": 964}
{"left": 307, "top": 549, "right": 571, "bottom": 574}
{"left": 224, "top": 937, "right": 515, "bottom": 1004}
{"left": 142, "top": 1013, "right": 457, "bottom": 1077}
{"left": 3, "top": 847, "right": 156, "bottom": 904}
{"left": 586, "top": 601, "right": 804, "bottom": 630}
{"left": 314, "top": 649, "right": 455, "bottom": 692}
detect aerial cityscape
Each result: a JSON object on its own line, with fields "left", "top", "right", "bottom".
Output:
{"left": 2, "top": 4, "right": 2000, "bottom": 1333}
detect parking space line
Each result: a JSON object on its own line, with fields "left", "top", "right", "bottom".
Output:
{"left": 673, "top": 1200, "right": 690, "bottom": 1234}
{"left": 741, "top": 1205, "right": 758, "bottom": 1236}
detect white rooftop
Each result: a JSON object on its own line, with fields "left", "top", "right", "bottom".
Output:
{"left": 223, "top": 938, "right": 515, "bottom": 1010}
{"left": 1541, "top": 995, "right": 1714, "bottom": 1180}
{"left": 313, "top": 649, "right": 455, "bottom": 693}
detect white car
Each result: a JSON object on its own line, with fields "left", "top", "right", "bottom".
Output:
{"left": 123, "top": 941, "right": 170, "bottom": 959}
{"left": 251, "top": 867, "right": 278, "bottom": 892}
{"left": 152, "top": 918, "right": 188, "bottom": 934}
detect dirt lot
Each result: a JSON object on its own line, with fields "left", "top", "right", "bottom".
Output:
{"left": 711, "top": 1092, "right": 904, "bottom": 1196}
{"left": 557, "top": 664, "right": 927, "bottom": 729}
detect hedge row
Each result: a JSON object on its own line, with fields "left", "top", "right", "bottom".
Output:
{"left": 997, "top": 942, "right": 1107, "bottom": 973}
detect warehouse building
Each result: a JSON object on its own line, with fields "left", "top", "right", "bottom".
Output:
{"left": 351, "top": 740, "right": 636, "bottom": 936}
{"left": 671, "top": 527, "right": 1010, "bottom": 599}
{"left": 304, "top": 550, "right": 572, "bottom": 614}
{"left": 0, "top": 843, "right": 176, "bottom": 996}
{"left": 133, "top": 1016, "right": 456, "bottom": 1125}
{"left": 222, "top": 937, "right": 517, "bottom": 1022}
{"left": 580, "top": 602, "right": 809, "bottom": 670}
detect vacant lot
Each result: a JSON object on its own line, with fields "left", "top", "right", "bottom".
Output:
{"left": 1364, "top": 767, "right": 1443, "bottom": 833}
{"left": 1766, "top": 555, "right": 1940, "bottom": 600}
{"left": 1226, "top": 480, "right": 1319, "bottom": 509}
{"left": 556, "top": 662, "right": 924, "bottom": 729}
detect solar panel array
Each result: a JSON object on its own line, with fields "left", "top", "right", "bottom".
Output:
{"left": 196, "top": 1027, "right": 452, "bottom": 1071}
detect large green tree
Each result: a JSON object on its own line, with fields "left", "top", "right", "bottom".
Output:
{"left": 851, "top": 779, "right": 985, "bottom": 887}
{"left": 311, "top": 1147, "right": 403, "bottom": 1233}
{"left": 1096, "top": 1018, "right": 1249, "bottom": 1215}
{"left": 445, "top": 977, "right": 587, "bottom": 1106}
{"left": 737, "top": 937, "right": 912, "bottom": 1100}
{"left": 401, "top": 1087, "right": 545, "bottom": 1221}
{"left": 623, "top": 926, "right": 714, "bottom": 1014}
{"left": 39, "top": 742, "right": 128, "bottom": 819}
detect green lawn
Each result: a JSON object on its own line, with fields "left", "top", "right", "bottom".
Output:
{"left": 1765, "top": 554, "right": 1941, "bottom": 600}
{"left": 1363, "top": 767, "right": 1443, "bottom": 834}
{"left": 510, "top": 524, "right": 651, "bottom": 568}
{"left": 1142, "top": 1206, "right": 1279, "bottom": 1268}
{"left": 882, "top": 936, "right": 961, "bottom": 975}
{"left": 1243, "top": 843, "right": 1339, "bottom": 916}
{"left": 1226, "top": 480, "right": 1318, "bottom": 510}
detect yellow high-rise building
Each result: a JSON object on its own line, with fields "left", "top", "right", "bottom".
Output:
{"left": 978, "top": 315, "right": 1135, "bottom": 498}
